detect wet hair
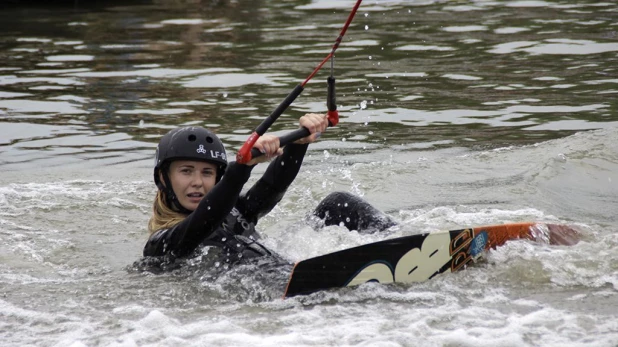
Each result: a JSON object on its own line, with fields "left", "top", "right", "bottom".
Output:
{"left": 148, "top": 190, "right": 186, "bottom": 234}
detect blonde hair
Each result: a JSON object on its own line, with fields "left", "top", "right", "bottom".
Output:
{"left": 148, "top": 190, "right": 187, "bottom": 234}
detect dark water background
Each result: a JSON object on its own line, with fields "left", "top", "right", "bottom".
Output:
{"left": 2, "top": 0, "right": 616, "bottom": 172}
{"left": 1, "top": 1, "right": 617, "bottom": 346}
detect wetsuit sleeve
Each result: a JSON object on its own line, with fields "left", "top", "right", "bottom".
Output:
{"left": 236, "top": 143, "right": 309, "bottom": 223}
{"left": 143, "top": 162, "right": 254, "bottom": 258}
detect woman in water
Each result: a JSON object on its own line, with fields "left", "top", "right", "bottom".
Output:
{"left": 142, "top": 113, "right": 396, "bottom": 266}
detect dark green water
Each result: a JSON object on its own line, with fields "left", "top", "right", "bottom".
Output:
{"left": 2, "top": 0, "right": 617, "bottom": 171}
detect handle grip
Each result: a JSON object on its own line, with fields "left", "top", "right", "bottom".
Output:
{"left": 248, "top": 127, "right": 311, "bottom": 160}
{"left": 327, "top": 76, "right": 339, "bottom": 126}
{"left": 236, "top": 84, "right": 305, "bottom": 164}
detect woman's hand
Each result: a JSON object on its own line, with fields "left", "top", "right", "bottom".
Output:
{"left": 294, "top": 113, "right": 329, "bottom": 144}
{"left": 241, "top": 113, "right": 327, "bottom": 165}
{"left": 245, "top": 135, "right": 282, "bottom": 166}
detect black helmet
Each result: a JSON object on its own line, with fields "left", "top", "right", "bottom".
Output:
{"left": 154, "top": 127, "right": 228, "bottom": 211}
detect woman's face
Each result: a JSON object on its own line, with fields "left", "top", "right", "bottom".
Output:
{"left": 167, "top": 160, "right": 218, "bottom": 211}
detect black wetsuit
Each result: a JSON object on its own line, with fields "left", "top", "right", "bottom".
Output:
{"left": 142, "top": 143, "right": 397, "bottom": 267}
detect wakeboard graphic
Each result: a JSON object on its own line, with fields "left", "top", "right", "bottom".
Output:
{"left": 284, "top": 222, "right": 578, "bottom": 297}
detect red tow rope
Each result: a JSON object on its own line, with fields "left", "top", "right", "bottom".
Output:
{"left": 236, "top": 0, "right": 363, "bottom": 164}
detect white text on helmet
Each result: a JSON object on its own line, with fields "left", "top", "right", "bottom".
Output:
{"left": 210, "top": 150, "right": 226, "bottom": 160}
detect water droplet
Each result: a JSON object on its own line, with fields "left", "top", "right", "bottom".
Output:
{"left": 344, "top": 203, "right": 348, "bottom": 207}
{"left": 138, "top": 119, "right": 144, "bottom": 127}
{"left": 368, "top": 55, "right": 372, "bottom": 60}
{"left": 207, "top": 206, "right": 211, "bottom": 210}
{"left": 215, "top": 262, "right": 220, "bottom": 267}
{"left": 360, "top": 100, "right": 367, "bottom": 110}
{"left": 223, "top": 93, "right": 228, "bottom": 98}
{"left": 365, "top": 25, "right": 369, "bottom": 30}
{"left": 221, "top": 237, "right": 227, "bottom": 242}
{"left": 342, "top": 138, "right": 347, "bottom": 142}
{"left": 346, "top": 217, "right": 351, "bottom": 222}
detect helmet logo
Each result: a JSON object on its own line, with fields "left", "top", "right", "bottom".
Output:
{"left": 196, "top": 144, "right": 207, "bottom": 154}
{"left": 211, "top": 151, "right": 226, "bottom": 160}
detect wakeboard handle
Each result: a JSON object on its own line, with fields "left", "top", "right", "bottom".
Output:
{"left": 235, "top": 0, "right": 362, "bottom": 164}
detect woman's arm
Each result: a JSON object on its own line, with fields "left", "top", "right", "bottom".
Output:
{"left": 236, "top": 143, "right": 309, "bottom": 223}
{"left": 237, "top": 113, "right": 328, "bottom": 223}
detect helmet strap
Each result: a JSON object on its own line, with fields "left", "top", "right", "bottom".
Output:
{"left": 159, "top": 166, "right": 193, "bottom": 215}
{"left": 216, "top": 164, "right": 225, "bottom": 183}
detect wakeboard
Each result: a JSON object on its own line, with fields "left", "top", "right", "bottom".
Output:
{"left": 284, "top": 222, "right": 579, "bottom": 297}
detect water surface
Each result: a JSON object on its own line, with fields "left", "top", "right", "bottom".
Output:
{"left": 1, "top": 0, "right": 617, "bottom": 346}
